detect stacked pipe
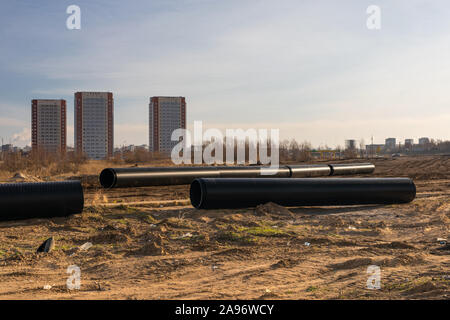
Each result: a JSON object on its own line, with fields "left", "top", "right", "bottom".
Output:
{"left": 99, "top": 163, "right": 375, "bottom": 188}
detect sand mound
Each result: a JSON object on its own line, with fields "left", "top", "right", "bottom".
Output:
{"left": 89, "top": 231, "right": 130, "bottom": 244}
{"left": 255, "top": 202, "right": 294, "bottom": 219}
{"left": 134, "top": 242, "right": 166, "bottom": 256}
{"left": 375, "top": 241, "right": 416, "bottom": 249}
{"left": 329, "top": 258, "right": 373, "bottom": 270}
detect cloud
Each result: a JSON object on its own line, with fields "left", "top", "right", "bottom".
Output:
{"left": 11, "top": 127, "right": 31, "bottom": 146}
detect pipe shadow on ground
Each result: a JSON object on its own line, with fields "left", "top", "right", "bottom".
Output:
{"left": 288, "top": 204, "right": 386, "bottom": 215}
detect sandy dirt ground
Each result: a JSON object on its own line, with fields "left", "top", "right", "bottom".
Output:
{"left": 0, "top": 155, "right": 448, "bottom": 299}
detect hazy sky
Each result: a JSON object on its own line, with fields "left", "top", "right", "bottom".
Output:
{"left": 1, "top": 0, "right": 449, "bottom": 148}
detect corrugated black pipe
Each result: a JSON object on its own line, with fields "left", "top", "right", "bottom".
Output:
{"left": 0, "top": 181, "right": 84, "bottom": 221}
{"left": 99, "top": 163, "right": 375, "bottom": 188}
{"left": 190, "top": 177, "right": 415, "bottom": 209}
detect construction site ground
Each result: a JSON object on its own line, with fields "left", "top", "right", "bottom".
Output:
{"left": 0, "top": 155, "right": 448, "bottom": 299}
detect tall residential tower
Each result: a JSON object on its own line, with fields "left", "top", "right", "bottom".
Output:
{"left": 31, "top": 99, "right": 66, "bottom": 154}
{"left": 75, "top": 92, "right": 114, "bottom": 159}
{"left": 149, "top": 96, "right": 186, "bottom": 153}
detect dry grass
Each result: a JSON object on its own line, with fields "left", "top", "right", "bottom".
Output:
{"left": 0, "top": 151, "right": 176, "bottom": 182}
{"left": 0, "top": 152, "right": 86, "bottom": 177}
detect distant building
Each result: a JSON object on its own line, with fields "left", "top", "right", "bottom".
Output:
{"left": 419, "top": 137, "right": 430, "bottom": 145}
{"left": 122, "top": 145, "right": 136, "bottom": 152}
{"left": 31, "top": 99, "right": 66, "bottom": 154}
{"left": 405, "top": 139, "right": 414, "bottom": 148}
{"left": 366, "top": 144, "right": 384, "bottom": 155}
{"left": 74, "top": 92, "right": 114, "bottom": 160}
{"left": 385, "top": 138, "right": 396, "bottom": 150}
{"left": 345, "top": 139, "right": 356, "bottom": 150}
{"left": 1, "top": 144, "right": 13, "bottom": 153}
{"left": 149, "top": 96, "right": 186, "bottom": 153}
{"left": 22, "top": 146, "right": 32, "bottom": 153}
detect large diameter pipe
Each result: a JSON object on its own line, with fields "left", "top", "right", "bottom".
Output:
{"left": 190, "top": 178, "right": 415, "bottom": 209}
{"left": 0, "top": 181, "right": 84, "bottom": 221}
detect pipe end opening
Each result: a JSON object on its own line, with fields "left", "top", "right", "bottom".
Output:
{"left": 99, "top": 168, "right": 116, "bottom": 188}
{"left": 190, "top": 179, "right": 204, "bottom": 209}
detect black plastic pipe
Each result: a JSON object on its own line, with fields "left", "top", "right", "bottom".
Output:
{"left": 0, "top": 181, "right": 84, "bottom": 221}
{"left": 190, "top": 177, "right": 415, "bottom": 209}
{"left": 329, "top": 163, "right": 375, "bottom": 176}
{"left": 99, "top": 163, "right": 375, "bottom": 188}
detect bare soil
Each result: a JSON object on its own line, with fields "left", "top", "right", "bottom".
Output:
{"left": 0, "top": 155, "right": 449, "bottom": 299}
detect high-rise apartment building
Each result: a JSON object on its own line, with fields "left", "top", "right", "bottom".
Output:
{"left": 31, "top": 99, "right": 66, "bottom": 154}
{"left": 149, "top": 96, "right": 186, "bottom": 153}
{"left": 385, "top": 138, "right": 396, "bottom": 150}
{"left": 74, "top": 92, "right": 113, "bottom": 160}
{"left": 405, "top": 139, "right": 414, "bottom": 148}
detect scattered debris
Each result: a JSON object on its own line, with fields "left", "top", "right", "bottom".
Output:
{"left": 211, "top": 264, "right": 223, "bottom": 272}
{"left": 94, "top": 281, "right": 108, "bottom": 291}
{"left": 259, "top": 288, "right": 279, "bottom": 299}
{"left": 43, "top": 284, "right": 52, "bottom": 290}
{"left": 37, "top": 237, "right": 55, "bottom": 253}
{"left": 79, "top": 242, "right": 93, "bottom": 251}
{"left": 177, "top": 232, "right": 193, "bottom": 239}
{"left": 304, "top": 242, "right": 311, "bottom": 247}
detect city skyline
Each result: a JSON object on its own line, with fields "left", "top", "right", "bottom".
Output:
{"left": 1, "top": 1, "right": 450, "bottom": 148}
{"left": 0, "top": 91, "right": 447, "bottom": 151}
